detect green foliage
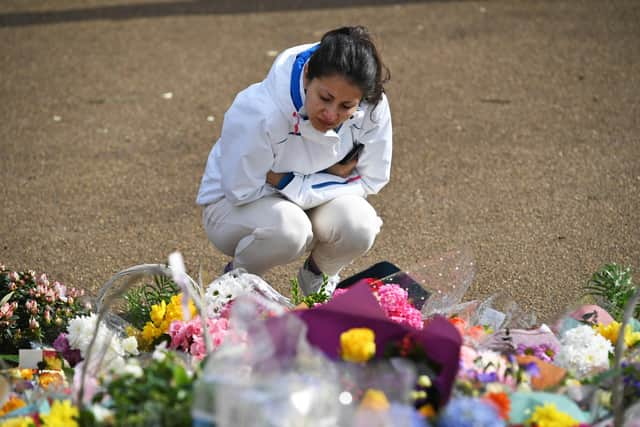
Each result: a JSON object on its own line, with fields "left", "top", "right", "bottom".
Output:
{"left": 123, "top": 275, "right": 179, "bottom": 328}
{"left": 87, "top": 351, "right": 196, "bottom": 427}
{"left": 583, "top": 263, "right": 639, "bottom": 321}
{"left": 290, "top": 275, "right": 331, "bottom": 307}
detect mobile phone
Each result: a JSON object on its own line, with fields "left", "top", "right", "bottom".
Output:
{"left": 338, "top": 143, "right": 364, "bottom": 164}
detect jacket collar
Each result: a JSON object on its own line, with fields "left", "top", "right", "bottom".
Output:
{"left": 290, "top": 44, "right": 319, "bottom": 112}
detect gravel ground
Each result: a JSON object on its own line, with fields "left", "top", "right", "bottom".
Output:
{"left": 1, "top": 0, "right": 639, "bottom": 322}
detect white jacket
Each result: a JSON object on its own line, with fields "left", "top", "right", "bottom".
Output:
{"left": 196, "top": 43, "right": 392, "bottom": 210}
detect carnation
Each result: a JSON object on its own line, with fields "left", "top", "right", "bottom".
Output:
{"left": 555, "top": 325, "right": 613, "bottom": 378}
{"left": 376, "top": 284, "right": 423, "bottom": 330}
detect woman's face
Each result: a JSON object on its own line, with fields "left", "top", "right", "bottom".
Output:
{"left": 303, "top": 71, "right": 362, "bottom": 132}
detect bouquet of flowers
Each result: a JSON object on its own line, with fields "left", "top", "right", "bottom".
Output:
{"left": 0, "top": 265, "right": 90, "bottom": 353}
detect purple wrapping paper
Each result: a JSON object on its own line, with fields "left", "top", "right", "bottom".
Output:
{"left": 292, "top": 280, "right": 462, "bottom": 405}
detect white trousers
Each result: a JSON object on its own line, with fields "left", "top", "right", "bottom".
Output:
{"left": 202, "top": 195, "right": 383, "bottom": 276}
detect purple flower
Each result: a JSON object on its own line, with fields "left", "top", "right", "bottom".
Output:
{"left": 477, "top": 371, "right": 498, "bottom": 383}
{"left": 515, "top": 343, "right": 556, "bottom": 362}
{"left": 523, "top": 362, "right": 541, "bottom": 378}
{"left": 53, "top": 333, "right": 83, "bottom": 367}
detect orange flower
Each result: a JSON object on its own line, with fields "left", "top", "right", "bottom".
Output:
{"left": 39, "top": 371, "right": 65, "bottom": 390}
{"left": 0, "top": 396, "right": 27, "bottom": 417}
{"left": 467, "top": 325, "right": 486, "bottom": 341}
{"left": 418, "top": 404, "right": 436, "bottom": 417}
{"left": 484, "top": 392, "right": 510, "bottom": 420}
{"left": 448, "top": 316, "right": 467, "bottom": 334}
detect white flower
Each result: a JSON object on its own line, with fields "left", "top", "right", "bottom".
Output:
{"left": 555, "top": 325, "right": 613, "bottom": 378}
{"left": 205, "top": 275, "right": 246, "bottom": 316}
{"left": 122, "top": 360, "right": 143, "bottom": 378}
{"left": 67, "top": 313, "right": 98, "bottom": 350}
{"left": 66, "top": 313, "right": 136, "bottom": 377}
{"left": 122, "top": 336, "right": 139, "bottom": 355}
{"left": 89, "top": 404, "right": 113, "bottom": 423}
{"left": 153, "top": 342, "right": 168, "bottom": 361}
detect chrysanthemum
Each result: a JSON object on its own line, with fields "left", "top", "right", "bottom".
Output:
{"left": 555, "top": 325, "right": 612, "bottom": 378}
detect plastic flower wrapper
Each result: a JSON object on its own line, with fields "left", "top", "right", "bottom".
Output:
{"left": 336, "top": 249, "right": 475, "bottom": 317}
{"left": 480, "top": 324, "right": 561, "bottom": 363}
{"left": 437, "top": 396, "right": 505, "bottom": 427}
{"left": 192, "top": 293, "right": 342, "bottom": 427}
{"left": 508, "top": 391, "right": 594, "bottom": 425}
{"left": 351, "top": 390, "right": 427, "bottom": 427}
{"left": 335, "top": 358, "right": 418, "bottom": 425}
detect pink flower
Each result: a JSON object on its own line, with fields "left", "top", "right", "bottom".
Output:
{"left": 376, "top": 284, "right": 423, "bottom": 330}
{"left": 0, "top": 302, "right": 15, "bottom": 318}
{"left": 73, "top": 361, "right": 99, "bottom": 403}
{"left": 168, "top": 316, "right": 230, "bottom": 360}
{"left": 25, "top": 299, "right": 38, "bottom": 314}
{"left": 29, "top": 317, "right": 40, "bottom": 330}
{"left": 333, "top": 288, "right": 349, "bottom": 298}
{"left": 54, "top": 282, "right": 68, "bottom": 302}
{"left": 36, "top": 273, "right": 49, "bottom": 286}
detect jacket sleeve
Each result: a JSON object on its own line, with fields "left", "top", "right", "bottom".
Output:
{"left": 277, "top": 94, "right": 392, "bottom": 210}
{"left": 218, "top": 90, "right": 275, "bottom": 206}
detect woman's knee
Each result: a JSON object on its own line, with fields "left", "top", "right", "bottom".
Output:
{"left": 267, "top": 205, "right": 314, "bottom": 257}
{"left": 314, "top": 196, "right": 383, "bottom": 251}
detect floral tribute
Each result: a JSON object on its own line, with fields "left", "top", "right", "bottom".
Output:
{"left": 0, "top": 259, "right": 639, "bottom": 427}
{"left": 0, "top": 266, "right": 90, "bottom": 353}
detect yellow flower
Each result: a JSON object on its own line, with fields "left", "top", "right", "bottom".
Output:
{"left": 40, "top": 399, "right": 79, "bottom": 427}
{"left": 595, "top": 321, "right": 640, "bottom": 348}
{"left": 0, "top": 417, "right": 34, "bottom": 427}
{"left": 0, "top": 396, "right": 27, "bottom": 417}
{"left": 139, "top": 322, "right": 160, "bottom": 350}
{"left": 19, "top": 369, "right": 33, "bottom": 381}
{"left": 527, "top": 403, "right": 579, "bottom": 427}
{"left": 340, "top": 327, "right": 376, "bottom": 363}
{"left": 44, "top": 355, "right": 62, "bottom": 371}
{"left": 150, "top": 300, "right": 167, "bottom": 325}
{"left": 139, "top": 294, "right": 196, "bottom": 350}
{"left": 359, "top": 389, "right": 390, "bottom": 411}
{"left": 39, "top": 371, "right": 66, "bottom": 391}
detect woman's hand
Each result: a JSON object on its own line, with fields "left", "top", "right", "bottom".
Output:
{"left": 324, "top": 158, "right": 358, "bottom": 178}
{"left": 266, "top": 170, "right": 286, "bottom": 187}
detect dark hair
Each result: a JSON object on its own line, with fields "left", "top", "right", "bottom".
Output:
{"left": 306, "top": 26, "right": 390, "bottom": 106}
